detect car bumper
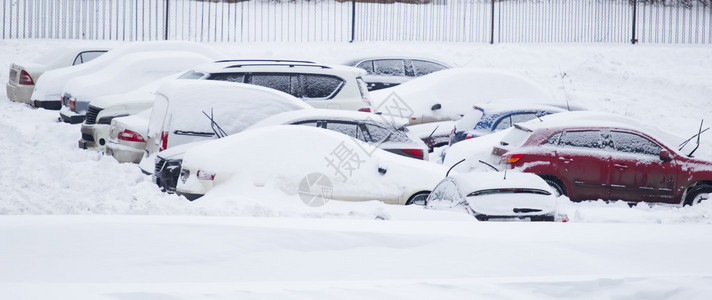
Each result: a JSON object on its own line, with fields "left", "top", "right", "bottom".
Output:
{"left": 106, "top": 141, "right": 146, "bottom": 164}
{"left": 79, "top": 124, "right": 111, "bottom": 151}
{"left": 175, "top": 191, "right": 203, "bottom": 201}
{"left": 59, "top": 106, "right": 86, "bottom": 124}
{"left": 6, "top": 82, "right": 34, "bottom": 105}
{"left": 31, "top": 99, "right": 62, "bottom": 110}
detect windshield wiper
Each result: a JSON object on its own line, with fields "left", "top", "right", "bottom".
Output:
{"left": 202, "top": 108, "right": 228, "bottom": 139}
{"left": 685, "top": 120, "right": 706, "bottom": 157}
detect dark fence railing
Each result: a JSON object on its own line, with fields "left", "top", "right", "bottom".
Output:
{"left": 2, "top": 0, "right": 711, "bottom": 43}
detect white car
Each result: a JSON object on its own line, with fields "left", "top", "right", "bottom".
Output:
{"left": 78, "top": 72, "right": 183, "bottom": 152}
{"left": 249, "top": 109, "right": 430, "bottom": 160}
{"left": 179, "top": 60, "right": 373, "bottom": 112}
{"left": 6, "top": 45, "right": 112, "bottom": 106}
{"left": 105, "top": 109, "right": 152, "bottom": 164}
{"left": 140, "top": 80, "right": 313, "bottom": 174}
{"left": 176, "top": 126, "right": 446, "bottom": 204}
{"left": 343, "top": 57, "right": 451, "bottom": 91}
{"left": 60, "top": 51, "right": 215, "bottom": 124}
{"left": 426, "top": 171, "right": 562, "bottom": 221}
{"left": 30, "top": 40, "right": 224, "bottom": 111}
{"left": 369, "top": 68, "right": 578, "bottom": 125}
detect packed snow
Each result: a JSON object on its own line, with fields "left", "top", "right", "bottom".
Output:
{"left": 2, "top": 39, "right": 712, "bottom": 299}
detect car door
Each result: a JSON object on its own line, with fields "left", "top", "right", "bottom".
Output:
{"left": 608, "top": 130, "right": 678, "bottom": 204}
{"left": 555, "top": 130, "right": 611, "bottom": 201}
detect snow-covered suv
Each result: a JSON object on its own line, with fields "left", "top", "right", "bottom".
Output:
{"left": 181, "top": 60, "right": 373, "bottom": 112}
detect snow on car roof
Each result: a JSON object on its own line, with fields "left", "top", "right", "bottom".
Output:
{"left": 515, "top": 111, "right": 685, "bottom": 148}
{"left": 88, "top": 71, "right": 185, "bottom": 108}
{"left": 369, "top": 68, "right": 562, "bottom": 122}
{"left": 448, "top": 171, "right": 554, "bottom": 195}
{"left": 248, "top": 109, "right": 409, "bottom": 130}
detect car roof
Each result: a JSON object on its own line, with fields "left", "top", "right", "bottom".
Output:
{"left": 249, "top": 109, "right": 410, "bottom": 129}
{"left": 515, "top": 111, "right": 683, "bottom": 147}
{"left": 192, "top": 60, "right": 366, "bottom": 75}
{"left": 448, "top": 171, "right": 553, "bottom": 194}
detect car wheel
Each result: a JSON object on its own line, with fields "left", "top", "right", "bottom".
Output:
{"left": 406, "top": 191, "right": 430, "bottom": 205}
{"left": 684, "top": 185, "right": 712, "bottom": 206}
{"left": 540, "top": 176, "right": 568, "bottom": 197}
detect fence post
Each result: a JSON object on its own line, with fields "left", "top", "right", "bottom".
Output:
{"left": 350, "top": 0, "right": 356, "bottom": 43}
{"left": 631, "top": 0, "right": 638, "bottom": 44}
{"left": 164, "top": 0, "right": 170, "bottom": 40}
{"left": 490, "top": 0, "right": 495, "bottom": 44}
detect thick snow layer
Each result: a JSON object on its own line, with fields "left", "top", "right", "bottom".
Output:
{"left": 2, "top": 39, "right": 712, "bottom": 298}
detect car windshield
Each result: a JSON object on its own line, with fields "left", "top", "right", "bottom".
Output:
{"left": 467, "top": 188, "right": 551, "bottom": 197}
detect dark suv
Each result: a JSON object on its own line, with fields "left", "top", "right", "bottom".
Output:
{"left": 491, "top": 112, "right": 712, "bottom": 206}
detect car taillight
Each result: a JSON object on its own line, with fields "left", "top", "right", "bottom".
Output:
{"left": 69, "top": 98, "right": 76, "bottom": 111}
{"left": 465, "top": 133, "right": 473, "bottom": 140}
{"left": 402, "top": 149, "right": 424, "bottom": 160}
{"left": 504, "top": 153, "right": 524, "bottom": 164}
{"left": 197, "top": 170, "right": 215, "bottom": 181}
{"left": 159, "top": 131, "right": 168, "bottom": 152}
{"left": 19, "top": 70, "right": 34, "bottom": 85}
{"left": 358, "top": 107, "right": 372, "bottom": 113}
{"left": 60, "top": 95, "right": 66, "bottom": 106}
{"left": 117, "top": 129, "right": 146, "bottom": 143}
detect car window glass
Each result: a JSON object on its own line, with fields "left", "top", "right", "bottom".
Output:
{"left": 250, "top": 74, "right": 292, "bottom": 94}
{"left": 179, "top": 70, "right": 206, "bottom": 79}
{"left": 544, "top": 132, "right": 562, "bottom": 146}
{"left": 373, "top": 59, "right": 406, "bottom": 76}
{"left": 560, "top": 130, "right": 602, "bottom": 149}
{"left": 426, "top": 180, "right": 463, "bottom": 209}
{"left": 207, "top": 73, "right": 245, "bottom": 83}
{"left": 359, "top": 123, "right": 410, "bottom": 143}
{"left": 356, "top": 61, "right": 374, "bottom": 74}
{"left": 355, "top": 77, "right": 370, "bottom": 101}
{"left": 494, "top": 116, "right": 512, "bottom": 131}
{"left": 292, "top": 120, "right": 322, "bottom": 128}
{"left": 304, "top": 75, "right": 343, "bottom": 99}
{"left": 72, "top": 51, "right": 106, "bottom": 66}
{"left": 412, "top": 60, "right": 447, "bottom": 76}
{"left": 511, "top": 113, "right": 539, "bottom": 124}
{"left": 611, "top": 131, "right": 661, "bottom": 156}
{"left": 324, "top": 121, "right": 357, "bottom": 137}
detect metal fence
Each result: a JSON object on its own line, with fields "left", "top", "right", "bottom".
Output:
{"left": 2, "top": 0, "right": 711, "bottom": 43}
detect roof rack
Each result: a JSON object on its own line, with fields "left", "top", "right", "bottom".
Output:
{"left": 224, "top": 63, "right": 332, "bottom": 69}
{"left": 214, "top": 59, "right": 316, "bottom": 64}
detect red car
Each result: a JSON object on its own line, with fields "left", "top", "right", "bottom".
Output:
{"left": 491, "top": 112, "right": 712, "bottom": 206}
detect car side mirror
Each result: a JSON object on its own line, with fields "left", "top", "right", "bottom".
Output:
{"left": 660, "top": 149, "right": 672, "bottom": 162}
{"left": 431, "top": 103, "right": 442, "bottom": 111}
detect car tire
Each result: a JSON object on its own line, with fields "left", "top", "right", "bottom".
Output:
{"left": 540, "top": 176, "right": 568, "bottom": 197}
{"left": 684, "top": 185, "right": 712, "bottom": 206}
{"left": 406, "top": 191, "right": 430, "bottom": 205}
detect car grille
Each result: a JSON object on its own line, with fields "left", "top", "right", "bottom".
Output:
{"left": 85, "top": 105, "right": 102, "bottom": 125}
{"left": 153, "top": 157, "right": 182, "bottom": 193}
{"left": 154, "top": 157, "right": 167, "bottom": 175}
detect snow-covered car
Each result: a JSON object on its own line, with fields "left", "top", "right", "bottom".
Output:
{"left": 30, "top": 40, "right": 224, "bottom": 111}
{"left": 180, "top": 60, "right": 373, "bottom": 112}
{"left": 407, "top": 121, "right": 456, "bottom": 152}
{"left": 449, "top": 104, "right": 567, "bottom": 146}
{"left": 249, "top": 109, "right": 430, "bottom": 160}
{"left": 105, "top": 109, "right": 151, "bottom": 164}
{"left": 59, "top": 51, "right": 214, "bottom": 124}
{"left": 426, "top": 171, "right": 561, "bottom": 221}
{"left": 344, "top": 57, "right": 451, "bottom": 91}
{"left": 6, "top": 45, "right": 111, "bottom": 106}
{"left": 140, "top": 80, "right": 313, "bottom": 175}
{"left": 176, "top": 126, "right": 446, "bottom": 203}
{"left": 78, "top": 72, "right": 183, "bottom": 152}
{"left": 369, "top": 68, "right": 581, "bottom": 125}
{"left": 491, "top": 111, "right": 712, "bottom": 206}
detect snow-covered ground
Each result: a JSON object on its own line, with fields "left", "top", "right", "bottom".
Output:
{"left": 1, "top": 39, "right": 712, "bottom": 299}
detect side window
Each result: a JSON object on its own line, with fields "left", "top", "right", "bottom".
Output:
{"left": 510, "top": 113, "right": 538, "bottom": 124}
{"left": 292, "top": 120, "right": 324, "bottom": 128}
{"left": 611, "top": 131, "right": 661, "bottom": 156}
{"left": 373, "top": 59, "right": 406, "bottom": 76}
{"left": 494, "top": 116, "right": 512, "bottom": 131}
{"left": 179, "top": 71, "right": 206, "bottom": 80}
{"left": 324, "top": 121, "right": 357, "bottom": 138}
{"left": 249, "top": 74, "right": 292, "bottom": 95}
{"left": 412, "top": 60, "right": 447, "bottom": 76}
{"left": 206, "top": 73, "right": 245, "bottom": 83}
{"left": 559, "top": 130, "right": 603, "bottom": 149}
{"left": 303, "top": 75, "right": 344, "bottom": 99}
{"left": 544, "top": 132, "right": 562, "bottom": 146}
{"left": 356, "top": 61, "right": 374, "bottom": 74}
{"left": 72, "top": 50, "right": 106, "bottom": 66}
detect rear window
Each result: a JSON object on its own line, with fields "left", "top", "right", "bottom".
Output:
{"left": 412, "top": 60, "right": 447, "bottom": 76}
{"left": 499, "top": 127, "right": 532, "bottom": 148}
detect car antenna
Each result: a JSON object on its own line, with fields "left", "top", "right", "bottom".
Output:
{"left": 559, "top": 67, "right": 571, "bottom": 111}
{"left": 687, "top": 119, "right": 705, "bottom": 157}
{"left": 478, "top": 160, "right": 499, "bottom": 172}
{"left": 446, "top": 159, "right": 466, "bottom": 177}
{"left": 202, "top": 108, "right": 228, "bottom": 139}
{"left": 679, "top": 121, "right": 709, "bottom": 151}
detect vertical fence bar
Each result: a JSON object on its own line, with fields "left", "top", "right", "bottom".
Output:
{"left": 631, "top": 0, "right": 638, "bottom": 43}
